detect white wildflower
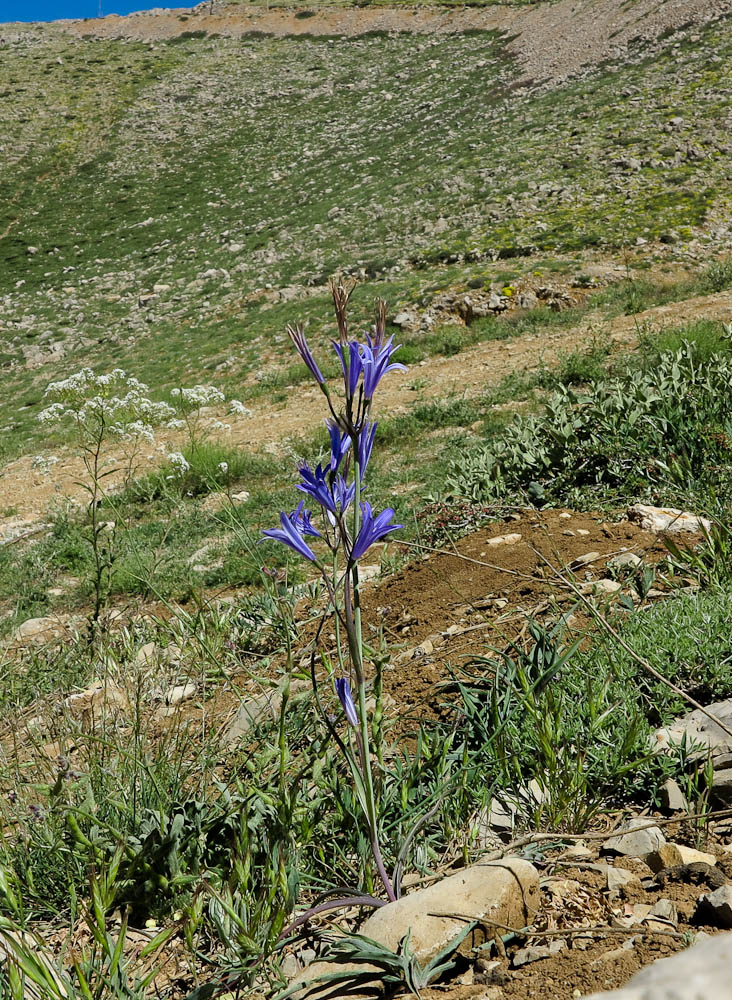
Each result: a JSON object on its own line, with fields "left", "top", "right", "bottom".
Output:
{"left": 229, "top": 399, "right": 252, "bottom": 417}
{"left": 170, "top": 385, "right": 225, "bottom": 411}
{"left": 167, "top": 452, "right": 190, "bottom": 476}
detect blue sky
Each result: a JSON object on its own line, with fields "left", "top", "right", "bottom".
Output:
{"left": 0, "top": 0, "right": 188, "bottom": 22}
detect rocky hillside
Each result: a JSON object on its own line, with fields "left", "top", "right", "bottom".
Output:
{"left": 0, "top": 0, "right": 731, "bottom": 461}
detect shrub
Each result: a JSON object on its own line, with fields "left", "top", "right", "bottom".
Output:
{"left": 446, "top": 341, "right": 732, "bottom": 506}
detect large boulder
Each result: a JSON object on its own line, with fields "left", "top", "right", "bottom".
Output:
{"left": 288, "top": 857, "right": 539, "bottom": 998}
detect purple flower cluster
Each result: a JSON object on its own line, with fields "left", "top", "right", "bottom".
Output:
{"left": 263, "top": 302, "right": 406, "bottom": 568}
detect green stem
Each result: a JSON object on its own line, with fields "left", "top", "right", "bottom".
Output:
{"left": 347, "top": 450, "right": 395, "bottom": 902}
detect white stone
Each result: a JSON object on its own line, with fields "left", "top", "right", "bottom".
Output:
{"left": 608, "top": 551, "right": 643, "bottom": 571}
{"left": 659, "top": 777, "right": 688, "bottom": 813}
{"left": 584, "top": 933, "right": 732, "bottom": 998}
{"left": 11, "top": 616, "right": 65, "bottom": 642}
{"left": 165, "top": 682, "right": 197, "bottom": 706}
{"left": 224, "top": 679, "right": 310, "bottom": 745}
{"left": 675, "top": 844, "right": 717, "bottom": 867}
{"left": 570, "top": 551, "right": 601, "bottom": 569}
{"left": 581, "top": 578, "right": 621, "bottom": 595}
{"left": 288, "top": 858, "right": 539, "bottom": 997}
{"left": 64, "top": 681, "right": 128, "bottom": 717}
{"left": 607, "top": 867, "right": 640, "bottom": 892}
{"left": 627, "top": 504, "right": 711, "bottom": 535}
{"left": 602, "top": 817, "right": 665, "bottom": 857}
{"left": 653, "top": 700, "right": 732, "bottom": 764}
{"left": 485, "top": 532, "right": 522, "bottom": 547}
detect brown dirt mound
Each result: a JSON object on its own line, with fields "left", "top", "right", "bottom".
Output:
{"left": 361, "top": 508, "right": 681, "bottom": 720}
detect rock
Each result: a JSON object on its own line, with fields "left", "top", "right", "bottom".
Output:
{"left": 280, "top": 953, "right": 301, "bottom": 979}
{"left": 392, "top": 310, "right": 417, "bottom": 328}
{"left": 485, "top": 532, "right": 522, "bottom": 547}
{"left": 134, "top": 641, "right": 159, "bottom": 666}
{"left": 713, "top": 768, "right": 732, "bottom": 804}
{"left": 11, "top": 616, "right": 65, "bottom": 643}
{"left": 627, "top": 504, "right": 711, "bottom": 535}
{"left": 231, "top": 490, "right": 250, "bottom": 503}
{"left": 560, "top": 843, "right": 594, "bottom": 861}
{"left": 304, "top": 858, "right": 537, "bottom": 995}
{"left": 659, "top": 777, "right": 688, "bottom": 813}
{"left": 512, "top": 944, "right": 554, "bottom": 967}
{"left": 581, "top": 578, "right": 621, "bottom": 596}
{"left": 224, "top": 678, "right": 310, "bottom": 745}
{"left": 484, "top": 797, "right": 516, "bottom": 832}
{"left": 675, "top": 845, "right": 717, "bottom": 867}
{"left": 606, "top": 867, "right": 641, "bottom": 892}
{"left": 569, "top": 551, "right": 601, "bottom": 570}
{"left": 64, "top": 681, "right": 128, "bottom": 718}
{"left": 697, "top": 885, "right": 732, "bottom": 928}
{"left": 165, "top": 682, "right": 196, "bottom": 706}
{"left": 645, "top": 844, "right": 683, "bottom": 873}
{"left": 608, "top": 551, "right": 642, "bottom": 571}
{"left": 653, "top": 700, "right": 732, "bottom": 765}
{"left": 412, "top": 638, "right": 434, "bottom": 658}
{"left": 602, "top": 818, "right": 665, "bottom": 857}
{"left": 591, "top": 939, "right": 636, "bottom": 966}
{"left": 643, "top": 898, "right": 677, "bottom": 930}
{"left": 582, "top": 932, "right": 732, "bottom": 998}
{"left": 290, "top": 858, "right": 538, "bottom": 997}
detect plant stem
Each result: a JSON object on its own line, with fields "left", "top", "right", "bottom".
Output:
{"left": 348, "top": 450, "right": 395, "bottom": 902}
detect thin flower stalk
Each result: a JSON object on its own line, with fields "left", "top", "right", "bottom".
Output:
{"left": 262, "top": 283, "right": 404, "bottom": 903}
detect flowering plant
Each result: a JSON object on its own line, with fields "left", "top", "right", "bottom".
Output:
{"left": 38, "top": 369, "right": 177, "bottom": 624}
{"left": 263, "top": 282, "right": 406, "bottom": 903}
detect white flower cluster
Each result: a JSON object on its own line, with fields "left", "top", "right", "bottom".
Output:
{"left": 229, "top": 399, "right": 252, "bottom": 417}
{"left": 167, "top": 452, "right": 190, "bottom": 477}
{"left": 38, "top": 368, "right": 175, "bottom": 444}
{"left": 170, "top": 384, "right": 225, "bottom": 414}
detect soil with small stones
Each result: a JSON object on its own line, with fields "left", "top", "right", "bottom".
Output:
{"left": 408, "top": 840, "right": 732, "bottom": 1000}
{"left": 360, "top": 508, "right": 681, "bottom": 725}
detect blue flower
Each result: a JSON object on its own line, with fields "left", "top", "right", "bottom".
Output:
{"left": 262, "top": 501, "right": 321, "bottom": 562}
{"left": 297, "top": 463, "right": 335, "bottom": 512}
{"left": 327, "top": 419, "right": 351, "bottom": 473}
{"left": 335, "top": 677, "right": 359, "bottom": 727}
{"left": 361, "top": 337, "right": 406, "bottom": 399}
{"left": 350, "top": 501, "right": 402, "bottom": 562}
{"left": 358, "top": 421, "right": 377, "bottom": 477}
{"left": 332, "top": 340, "right": 363, "bottom": 398}
{"left": 297, "top": 463, "right": 355, "bottom": 516}
{"left": 332, "top": 473, "right": 356, "bottom": 513}
{"left": 288, "top": 324, "right": 325, "bottom": 385}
